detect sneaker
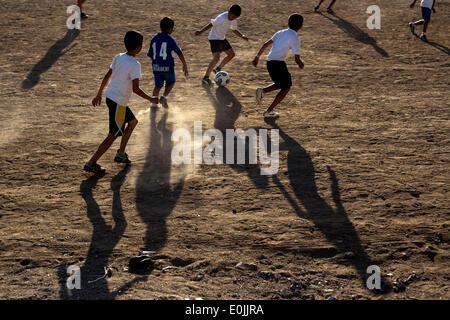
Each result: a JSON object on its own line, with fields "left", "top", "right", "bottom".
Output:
{"left": 202, "top": 77, "right": 213, "bottom": 86}
{"left": 409, "top": 23, "right": 415, "bottom": 35}
{"left": 327, "top": 8, "right": 334, "bottom": 14}
{"left": 314, "top": 6, "right": 320, "bottom": 12}
{"left": 114, "top": 150, "right": 131, "bottom": 164}
{"left": 80, "top": 12, "right": 88, "bottom": 19}
{"left": 159, "top": 96, "right": 169, "bottom": 108}
{"left": 213, "top": 67, "right": 221, "bottom": 74}
{"left": 84, "top": 162, "right": 105, "bottom": 174}
{"left": 420, "top": 33, "right": 429, "bottom": 42}
{"left": 264, "top": 110, "right": 279, "bottom": 118}
{"left": 256, "top": 88, "right": 264, "bottom": 105}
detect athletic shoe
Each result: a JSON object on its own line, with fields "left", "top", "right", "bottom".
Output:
{"left": 420, "top": 33, "right": 429, "bottom": 42}
{"left": 314, "top": 6, "right": 320, "bottom": 12}
{"left": 159, "top": 96, "right": 169, "bottom": 109}
{"left": 114, "top": 150, "right": 131, "bottom": 164}
{"left": 202, "top": 77, "right": 213, "bottom": 86}
{"left": 84, "top": 162, "right": 105, "bottom": 174}
{"left": 264, "top": 110, "right": 279, "bottom": 118}
{"left": 409, "top": 23, "right": 415, "bottom": 34}
{"left": 213, "top": 67, "right": 221, "bottom": 74}
{"left": 80, "top": 12, "right": 88, "bottom": 19}
{"left": 327, "top": 8, "right": 334, "bottom": 14}
{"left": 256, "top": 88, "right": 264, "bottom": 105}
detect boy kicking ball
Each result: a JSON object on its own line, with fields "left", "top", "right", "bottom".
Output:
{"left": 252, "top": 14, "right": 304, "bottom": 119}
{"left": 409, "top": 0, "right": 436, "bottom": 42}
{"left": 148, "top": 17, "right": 188, "bottom": 109}
{"left": 84, "top": 31, "right": 159, "bottom": 174}
{"left": 195, "top": 4, "right": 249, "bottom": 86}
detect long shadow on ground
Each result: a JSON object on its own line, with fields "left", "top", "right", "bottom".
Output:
{"left": 318, "top": 12, "right": 389, "bottom": 57}
{"left": 22, "top": 29, "right": 79, "bottom": 89}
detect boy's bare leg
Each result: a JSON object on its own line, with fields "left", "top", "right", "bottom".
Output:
{"left": 204, "top": 52, "right": 221, "bottom": 78}
{"left": 118, "top": 118, "right": 138, "bottom": 155}
{"left": 266, "top": 88, "right": 290, "bottom": 113}
{"left": 88, "top": 133, "right": 117, "bottom": 165}
{"left": 263, "top": 83, "right": 280, "bottom": 94}
{"left": 217, "top": 49, "right": 235, "bottom": 70}
{"left": 163, "top": 83, "right": 175, "bottom": 97}
{"left": 152, "top": 87, "right": 161, "bottom": 98}
{"left": 423, "top": 18, "right": 430, "bottom": 33}
{"left": 77, "top": 0, "right": 86, "bottom": 11}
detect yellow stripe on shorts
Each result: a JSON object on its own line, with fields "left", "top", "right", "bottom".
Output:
{"left": 115, "top": 104, "right": 126, "bottom": 134}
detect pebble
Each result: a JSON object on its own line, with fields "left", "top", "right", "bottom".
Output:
{"left": 235, "top": 262, "right": 243, "bottom": 267}
{"left": 280, "top": 289, "right": 288, "bottom": 298}
{"left": 327, "top": 296, "right": 338, "bottom": 300}
{"left": 232, "top": 209, "right": 237, "bottom": 214}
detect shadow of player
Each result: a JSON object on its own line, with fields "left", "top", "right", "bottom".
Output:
{"left": 318, "top": 12, "right": 389, "bottom": 57}
{"left": 58, "top": 166, "right": 130, "bottom": 299}
{"left": 204, "top": 85, "right": 269, "bottom": 189}
{"left": 135, "top": 109, "right": 185, "bottom": 252}
{"left": 265, "top": 118, "right": 390, "bottom": 293}
{"left": 413, "top": 34, "right": 450, "bottom": 55}
{"left": 22, "top": 29, "right": 79, "bottom": 90}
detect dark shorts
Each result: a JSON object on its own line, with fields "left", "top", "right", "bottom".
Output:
{"left": 209, "top": 39, "right": 232, "bottom": 53}
{"left": 267, "top": 60, "right": 292, "bottom": 89}
{"left": 153, "top": 70, "right": 176, "bottom": 88}
{"left": 106, "top": 98, "right": 136, "bottom": 137}
{"left": 421, "top": 7, "right": 432, "bottom": 19}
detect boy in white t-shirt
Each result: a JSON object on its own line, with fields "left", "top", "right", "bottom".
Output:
{"left": 195, "top": 4, "right": 249, "bottom": 86}
{"left": 409, "top": 0, "right": 437, "bottom": 42}
{"left": 252, "top": 14, "right": 304, "bottom": 118}
{"left": 84, "top": 31, "right": 159, "bottom": 174}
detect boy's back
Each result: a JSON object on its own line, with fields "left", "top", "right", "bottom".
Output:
{"left": 105, "top": 53, "right": 141, "bottom": 106}
{"left": 267, "top": 29, "right": 301, "bottom": 62}
{"left": 148, "top": 32, "right": 182, "bottom": 72}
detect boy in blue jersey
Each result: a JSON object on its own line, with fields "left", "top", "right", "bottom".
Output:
{"left": 148, "top": 17, "right": 188, "bottom": 108}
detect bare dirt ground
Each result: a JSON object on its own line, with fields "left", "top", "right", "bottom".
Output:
{"left": 0, "top": 0, "right": 449, "bottom": 300}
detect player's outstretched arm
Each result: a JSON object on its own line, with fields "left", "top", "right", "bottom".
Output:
{"left": 232, "top": 29, "right": 249, "bottom": 41}
{"left": 195, "top": 23, "right": 212, "bottom": 36}
{"left": 177, "top": 53, "right": 189, "bottom": 77}
{"left": 410, "top": 0, "right": 417, "bottom": 8}
{"left": 252, "top": 39, "right": 273, "bottom": 67}
{"left": 92, "top": 69, "right": 112, "bottom": 107}
{"left": 432, "top": 0, "right": 437, "bottom": 13}
{"left": 132, "top": 79, "right": 158, "bottom": 104}
{"left": 295, "top": 55, "right": 304, "bottom": 69}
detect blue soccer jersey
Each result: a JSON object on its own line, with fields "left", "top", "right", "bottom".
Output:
{"left": 147, "top": 33, "right": 182, "bottom": 73}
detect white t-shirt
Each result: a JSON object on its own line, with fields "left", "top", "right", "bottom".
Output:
{"left": 208, "top": 12, "right": 238, "bottom": 40}
{"left": 267, "top": 28, "right": 301, "bottom": 62}
{"left": 105, "top": 53, "right": 141, "bottom": 106}
{"left": 421, "top": 0, "right": 434, "bottom": 9}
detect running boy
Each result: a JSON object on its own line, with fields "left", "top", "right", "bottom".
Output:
{"left": 194, "top": 4, "right": 249, "bottom": 86}
{"left": 252, "top": 14, "right": 304, "bottom": 118}
{"left": 314, "top": 0, "right": 337, "bottom": 14}
{"left": 84, "top": 31, "right": 159, "bottom": 174}
{"left": 148, "top": 17, "right": 188, "bottom": 109}
{"left": 409, "top": 0, "right": 437, "bottom": 42}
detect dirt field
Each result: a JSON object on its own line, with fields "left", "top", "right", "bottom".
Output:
{"left": 0, "top": 0, "right": 449, "bottom": 300}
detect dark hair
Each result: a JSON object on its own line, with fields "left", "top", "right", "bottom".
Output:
{"left": 124, "top": 30, "right": 143, "bottom": 51}
{"left": 160, "top": 17, "right": 174, "bottom": 32}
{"left": 229, "top": 4, "right": 242, "bottom": 17}
{"left": 288, "top": 14, "right": 304, "bottom": 31}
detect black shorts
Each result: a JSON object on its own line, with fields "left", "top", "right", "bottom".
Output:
{"left": 209, "top": 39, "right": 232, "bottom": 53}
{"left": 267, "top": 60, "right": 292, "bottom": 89}
{"left": 106, "top": 98, "right": 136, "bottom": 137}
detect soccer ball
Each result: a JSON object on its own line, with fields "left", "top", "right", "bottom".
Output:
{"left": 214, "top": 71, "right": 230, "bottom": 87}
